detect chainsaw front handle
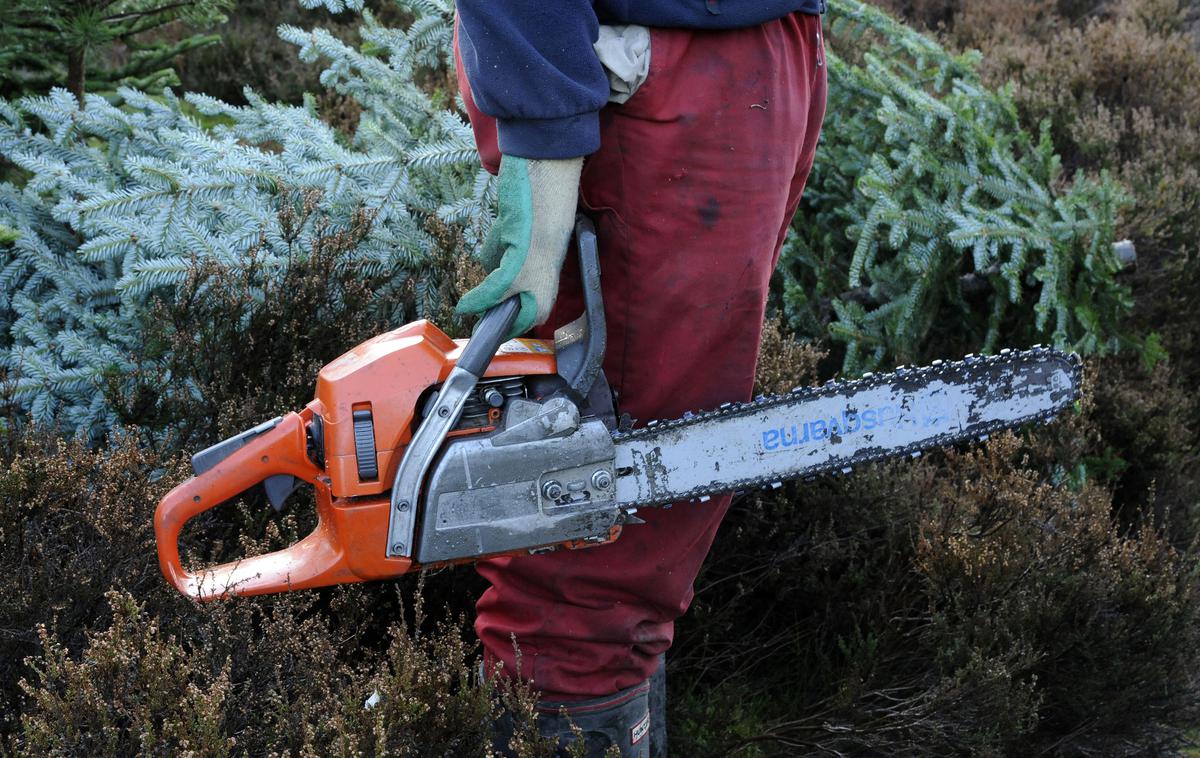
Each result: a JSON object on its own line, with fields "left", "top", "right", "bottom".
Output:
{"left": 154, "top": 411, "right": 350, "bottom": 600}
{"left": 457, "top": 295, "right": 521, "bottom": 377}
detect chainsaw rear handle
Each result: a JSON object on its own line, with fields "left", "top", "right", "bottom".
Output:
{"left": 154, "top": 412, "right": 339, "bottom": 599}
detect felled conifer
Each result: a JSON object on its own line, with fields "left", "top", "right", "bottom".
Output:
{"left": 779, "top": 0, "right": 1130, "bottom": 373}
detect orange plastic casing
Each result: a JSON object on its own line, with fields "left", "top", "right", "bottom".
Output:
{"left": 154, "top": 320, "right": 558, "bottom": 600}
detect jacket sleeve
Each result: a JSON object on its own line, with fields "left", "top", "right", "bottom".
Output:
{"left": 456, "top": 1, "right": 609, "bottom": 159}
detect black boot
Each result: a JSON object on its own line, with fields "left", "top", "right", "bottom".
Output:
{"left": 648, "top": 654, "right": 667, "bottom": 758}
{"left": 535, "top": 679, "right": 653, "bottom": 757}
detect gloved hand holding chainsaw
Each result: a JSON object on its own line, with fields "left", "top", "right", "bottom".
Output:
{"left": 454, "top": 156, "right": 583, "bottom": 338}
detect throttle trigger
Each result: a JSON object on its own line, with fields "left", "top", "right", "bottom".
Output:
{"left": 263, "top": 475, "right": 301, "bottom": 512}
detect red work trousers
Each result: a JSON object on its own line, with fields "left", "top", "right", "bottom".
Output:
{"left": 456, "top": 13, "right": 828, "bottom": 700}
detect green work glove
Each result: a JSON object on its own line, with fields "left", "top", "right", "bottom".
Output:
{"left": 455, "top": 155, "right": 583, "bottom": 338}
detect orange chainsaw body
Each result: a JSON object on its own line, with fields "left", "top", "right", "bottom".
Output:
{"left": 154, "top": 319, "right": 568, "bottom": 600}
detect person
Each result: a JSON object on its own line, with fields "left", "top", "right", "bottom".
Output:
{"left": 453, "top": 2, "right": 828, "bottom": 754}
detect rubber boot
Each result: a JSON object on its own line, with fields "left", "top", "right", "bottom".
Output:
{"left": 535, "top": 679, "right": 652, "bottom": 757}
{"left": 648, "top": 655, "right": 667, "bottom": 758}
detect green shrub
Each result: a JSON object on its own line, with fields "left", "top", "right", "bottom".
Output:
{"left": 0, "top": 0, "right": 231, "bottom": 103}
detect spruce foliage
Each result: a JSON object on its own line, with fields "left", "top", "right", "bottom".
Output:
{"left": 780, "top": 0, "right": 1131, "bottom": 373}
{"left": 0, "top": 0, "right": 490, "bottom": 435}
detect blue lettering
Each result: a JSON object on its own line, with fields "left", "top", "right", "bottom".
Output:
{"left": 762, "top": 403, "right": 933, "bottom": 452}
{"left": 763, "top": 429, "right": 780, "bottom": 451}
{"left": 781, "top": 424, "right": 810, "bottom": 447}
{"left": 812, "top": 419, "right": 828, "bottom": 440}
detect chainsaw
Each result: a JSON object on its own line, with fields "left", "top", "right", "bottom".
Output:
{"left": 154, "top": 217, "right": 1081, "bottom": 600}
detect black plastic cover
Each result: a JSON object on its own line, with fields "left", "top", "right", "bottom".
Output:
{"left": 353, "top": 408, "right": 379, "bottom": 481}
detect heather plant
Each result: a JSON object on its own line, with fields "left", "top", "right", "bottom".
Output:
{"left": 174, "top": 0, "right": 375, "bottom": 107}
{"left": 948, "top": 0, "right": 1200, "bottom": 259}
{"left": 0, "top": 431, "right": 555, "bottom": 756}
{"left": 859, "top": 0, "right": 1200, "bottom": 564}
{"left": 671, "top": 426, "right": 1200, "bottom": 755}
{"left": 18, "top": 592, "right": 234, "bottom": 756}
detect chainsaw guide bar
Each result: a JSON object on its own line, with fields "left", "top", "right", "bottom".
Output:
{"left": 612, "top": 346, "right": 1081, "bottom": 509}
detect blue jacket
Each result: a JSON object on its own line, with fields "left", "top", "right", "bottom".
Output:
{"left": 456, "top": 1, "right": 823, "bottom": 160}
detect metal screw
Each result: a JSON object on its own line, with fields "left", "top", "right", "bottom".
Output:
{"left": 591, "top": 470, "right": 612, "bottom": 490}
{"left": 437, "top": 406, "right": 450, "bottom": 418}
{"left": 483, "top": 388, "right": 504, "bottom": 407}
{"left": 396, "top": 500, "right": 410, "bottom": 512}
{"left": 542, "top": 480, "right": 563, "bottom": 500}
{"left": 391, "top": 543, "right": 405, "bottom": 553}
